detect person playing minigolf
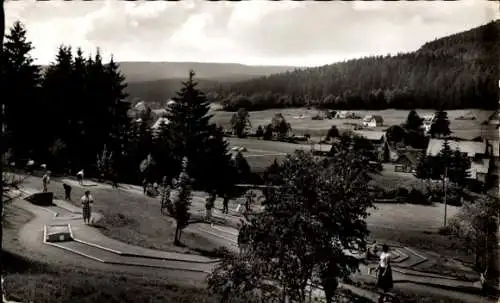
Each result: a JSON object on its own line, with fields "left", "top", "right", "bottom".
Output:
{"left": 42, "top": 171, "right": 51, "bottom": 192}
{"left": 80, "top": 190, "right": 94, "bottom": 225}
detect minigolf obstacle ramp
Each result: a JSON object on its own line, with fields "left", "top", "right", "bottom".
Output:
{"left": 44, "top": 224, "right": 73, "bottom": 243}
{"left": 25, "top": 192, "right": 53, "bottom": 206}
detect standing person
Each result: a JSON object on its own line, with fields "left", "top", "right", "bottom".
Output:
{"left": 376, "top": 244, "right": 394, "bottom": 303}
{"left": 42, "top": 171, "right": 50, "bottom": 192}
{"left": 76, "top": 169, "right": 84, "bottom": 185}
{"left": 142, "top": 178, "right": 148, "bottom": 195}
{"left": 205, "top": 191, "right": 216, "bottom": 221}
{"left": 63, "top": 183, "right": 72, "bottom": 200}
{"left": 111, "top": 172, "right": 119, "bottom": 189}
{"left": 222, "top": 193, "right": 229, "bottom": 214}
{"left": 81, "top": 190, "right": 94, "bottom": 225}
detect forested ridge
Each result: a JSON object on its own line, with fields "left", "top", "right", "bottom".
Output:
{"left": 218, "top": 20, "right": 499, "bottom": 111}
{"left": 1, "top": 21, "right": 242, "bottom": 191}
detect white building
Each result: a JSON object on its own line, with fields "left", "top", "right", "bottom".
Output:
{"left": 362, "top": 115, "right": 384, "bottom": 128}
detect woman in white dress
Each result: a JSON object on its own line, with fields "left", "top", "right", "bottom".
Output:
{"left": 377, "top": 244, "right": 393, "bottom": 302}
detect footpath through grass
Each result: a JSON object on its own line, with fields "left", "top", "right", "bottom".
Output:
{"left": 22, "top": 175, "right": 222, "bottom": 257}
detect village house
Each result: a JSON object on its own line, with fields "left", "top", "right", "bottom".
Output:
{"left": 421, "top": 113, "right": 435, "bottom": 135}
{"left": 352, "top": 130, "right": 389, "bottom": 162}
{"left": 426, "top": 139, "right": 499, "bottom": 183}
{"left": 362, "top": 115, "right": 384, "bottom": 128}
{"left": 392, "top": 147, "right": 423, "bottom": 173}
{"left": 335, "top": 111, "right": 349, "bottom": 119}
{"left": 151, "top": 117, "right": 170, "bottom": 135}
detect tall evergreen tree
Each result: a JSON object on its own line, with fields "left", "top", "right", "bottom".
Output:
{"left": 405, "top": 109, "right": 423, "bottom": 132}
{"left": 67, "top": 47, "right": 87, "bottom": 169}
{"left": 42, "top": 45, "right": 74, "bottom": 169}
{"left": 2, "top": 21, "right": 42, "bottom": 160}
{"left": 105, "top": 56, "right": 130, "bottom": 153}
{"left": 448, "top": 148, "right": 471, "bottom": 187}
{"left": 0, "top": 0, "right": 5, "bottom": 298}
{"left": 167, "top": 70, "right": 234, "bottom": 193}
{"left": 429, "top": 109, "right": 452, "bottom": 138}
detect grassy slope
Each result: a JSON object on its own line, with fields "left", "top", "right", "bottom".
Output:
{"left": 20, "top": 176, "right": 220, "bottom": 257}
{"left": 2, "top": 203, "right": 224, "bottom": 303}
{"left": 3, "top": 199, "right": 478, "bottom": 302}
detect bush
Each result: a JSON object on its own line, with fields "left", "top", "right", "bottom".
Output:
{"left": 438, "top": 225, "right": 453, "bottom": 236}
{"left": 395, "top": 187, "right": 409, "bottom": 197}
{"left": 408, "top": 188, "right": 432, "bottom": 205}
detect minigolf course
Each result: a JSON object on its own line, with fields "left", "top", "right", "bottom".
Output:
{"left": 11, "top": 177, "right": 498, "bottom": 303}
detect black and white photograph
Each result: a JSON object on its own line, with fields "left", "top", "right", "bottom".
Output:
{"left": 0, "top": 0, "right": 499, "bottom": 302}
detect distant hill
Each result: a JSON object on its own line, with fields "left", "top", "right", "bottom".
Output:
{"left": 216, "top": 20, "right": 499, "bottom": 112}
{"left": 118, "top": 62, "right": 298, "bottom": 102}
{"left": 124, "top": 78, "right": 224, "bottom": 103}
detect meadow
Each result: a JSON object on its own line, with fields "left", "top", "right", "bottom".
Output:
{"left": 210, "top": 108, "right": 494, "bottom": 139}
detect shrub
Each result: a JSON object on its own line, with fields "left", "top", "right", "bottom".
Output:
{"left": 395, "top": 187, "right": 409, "bottom": 197}
{"left": 408, "top": 188, "right": 432, "bottom": 205}
{"left": 438, "top": 225, "right": 453, "bottom": 236}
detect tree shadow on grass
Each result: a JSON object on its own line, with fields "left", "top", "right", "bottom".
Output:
{"left": 3, "top": 251, "right": 50, "bottom": 274}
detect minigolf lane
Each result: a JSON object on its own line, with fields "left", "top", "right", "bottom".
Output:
{"left": 48, "top": 240, "right": 217, "bottom": 274}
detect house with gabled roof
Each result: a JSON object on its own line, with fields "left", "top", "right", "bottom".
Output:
{"left": 362, "top": 115, "right": 384, "bottom": 128}
{"left": 426, "top": 138, "right": 496, "bottom": 183}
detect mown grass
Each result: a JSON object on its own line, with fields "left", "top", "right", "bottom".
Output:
{"left": 211, "top": 108, "right": 491, "bottom": 140}
{"left": 20, "top": 175, "right": 222, "bottom": 258}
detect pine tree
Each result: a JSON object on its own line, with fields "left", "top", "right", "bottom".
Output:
{"left": 68, "top": 47, "right": 87, "bottom": 170}
{"left": 405, "top": 109, "right": 423, "bottom": 132}
{"left": 2, "top": 21, "right": 42, "bottom": 160}
{"left": 42, "top": 45, "right": 74, "bottom": 169}
{"left": 0, "top": 1, "right": 5, "bottom": 298}
{"left": 429, "top": 109, "right": 452, "bottom": 138}
{"left": 105, "top": 56, "right": 130, "bottom": 154}
{"left": 414, "top": 151, "right": 431, "bottom": 190}
{"left": 448, "top": 149, "right": 471, "bottom": 187}
{"left": 168, "top": 70, "right": 234, "bottom": 193}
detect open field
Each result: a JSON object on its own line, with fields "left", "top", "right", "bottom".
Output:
{"left": 211, "top": 108, "right": 494, "bottom": 140}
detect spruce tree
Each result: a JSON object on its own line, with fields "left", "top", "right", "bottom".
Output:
{"left": 68, "top": 47, "right": 87, "bottom": 169}
{"left": 105, "top": 56, "right": 130, "bottom": 168}
{"left": 429, "top": 109, "right": 452, "bottom": 138}
{"left": 168, "top": 70, "right": 234, "bottom": 193}
{"left": 2, "top": 21, "right": 42, "bottom": 160}
{"left": 42, "top": 45, "right": 74, "bottom": 169}
{"left": 405, "top": 109, "right": 423, "bottom": 132}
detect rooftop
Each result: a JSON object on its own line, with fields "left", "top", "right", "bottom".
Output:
{"left": 426, "top": 139, "right": 486, "bottom": 157}
{"left": 353, "top": 130, "right": 385, "bottom": 141}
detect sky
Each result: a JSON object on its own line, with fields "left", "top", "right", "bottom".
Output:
{"left": 4, "top": 0, "right": 500, "bottom": 67}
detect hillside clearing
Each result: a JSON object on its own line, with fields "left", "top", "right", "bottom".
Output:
{"left": 211, "top": 108, "right": 493, "bottom": 140}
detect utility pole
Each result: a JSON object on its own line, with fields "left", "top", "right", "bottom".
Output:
{"left": 443, "top": 166, "right": 448, "bottom": 227}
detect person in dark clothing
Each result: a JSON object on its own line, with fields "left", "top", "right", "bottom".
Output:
{"left": 63, "top": 183, "right": 72, "bottom": 200}
{"left": 222, "top": 194, "right": 229, "bottom": 214}
{"left": 142, "top": 179, "right": 148, "bottom": 195}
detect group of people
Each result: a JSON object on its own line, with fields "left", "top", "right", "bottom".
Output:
{"left": 205, "top": 192, "right": 231, "bottom": 221}
{"left": 40, "top": 169, "right": 94, "bottom": 225}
